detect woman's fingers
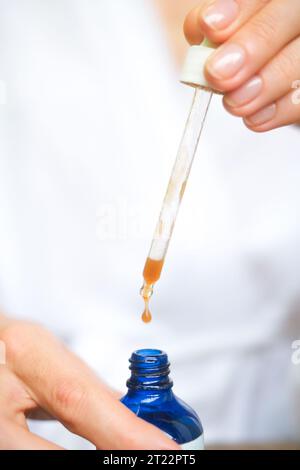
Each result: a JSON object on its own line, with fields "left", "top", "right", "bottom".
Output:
{"left": 3, "top": 322, "right": 178, "bottom": 450}
{"left": 243, "top": 89, "right": 300, "bottom": 132}
{"left": 184, "top": 0, "right": 270, "bottom": 45}
{"left": 0, "top": 419, "right": 63, "bottom": 450}
{"left": 205, "top": 0, "right": 300, "bottom": 91}
{"left": 223, "top": 36, "right": 300, "bottom": 116}
{"left": 184, "top": 0, "right": 300, "bottom": 130}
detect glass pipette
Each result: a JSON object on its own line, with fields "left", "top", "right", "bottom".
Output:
{"left": 141, "top": 87, "right": 213, "bottom": 323}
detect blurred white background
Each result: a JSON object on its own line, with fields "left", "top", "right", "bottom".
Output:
{"left": 0, "top": 0, "right": 299, "bottom": 448}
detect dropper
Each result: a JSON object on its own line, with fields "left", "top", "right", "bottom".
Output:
{"left": 141, "top": 39, "right": 219, "bottom": 323}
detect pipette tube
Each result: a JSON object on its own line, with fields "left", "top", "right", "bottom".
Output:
{"left": 143, "top": 88, "right": 213, "bottom": 288}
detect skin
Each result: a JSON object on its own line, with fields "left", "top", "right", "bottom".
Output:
{"left": 184, "top": 0, "right": 300, "bottom": 132}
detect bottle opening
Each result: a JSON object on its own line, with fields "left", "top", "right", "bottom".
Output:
{"left": 130, "top": 349, "right": 169, "bottom": 368}
{"left": 127, "top": 349, "right": 172, "bottom": 390}
{"left": 134, "top": 349, "right": 165, "bottom": 360}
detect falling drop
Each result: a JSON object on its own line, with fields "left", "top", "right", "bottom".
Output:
{"left": 140, "top": 283, "right": 154, "bottom": 324}
{"left": 142, "top": 304, "right": 152, "bottom": 323}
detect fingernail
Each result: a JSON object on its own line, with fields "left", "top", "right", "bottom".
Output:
{"left": 202, "top": 0, "right": 239, "bottom": 31}
{"left": 245, "top": 103, "right": 277, "bottom": 126}
{"left": 225, "top": 76, "right": 263, "bottom": 107}
{"left": 207, "top": 44, "right": 246, "bottom": 80}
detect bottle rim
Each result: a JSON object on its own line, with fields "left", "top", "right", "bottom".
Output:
{"left": 127, "top": 348, "right": 173, "bottom": 390}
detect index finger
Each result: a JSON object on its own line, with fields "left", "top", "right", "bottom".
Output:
{"left": 184, "top": 0, "right": 271, "bottom": 45}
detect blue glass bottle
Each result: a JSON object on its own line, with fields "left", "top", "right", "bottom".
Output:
{"left": 121, "top": 349, "right": 204, "bottom": 449}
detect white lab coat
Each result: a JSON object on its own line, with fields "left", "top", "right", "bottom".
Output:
{"left": 0, "top": 0, "right": 299, "bottom": 448}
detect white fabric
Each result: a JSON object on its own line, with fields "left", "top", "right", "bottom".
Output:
{"left": 0, "top": 0, "right": 299, "bottom": 449}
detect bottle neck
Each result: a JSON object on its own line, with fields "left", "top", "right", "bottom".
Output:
{"left": 126, "top": 349, "right": 173, "bottom": 392}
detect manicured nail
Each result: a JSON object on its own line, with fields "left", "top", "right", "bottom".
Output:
{"left": 245, "top": 103, "right": 277, "bottom": 126}
{"left": 207, "top": 44, "right": 246, "bottom": 80}
{"left": 202, "top": 0, "right": 239, "bottom": 31}
{"left": 225, "top": 76, "right": 263, "bottom": 107}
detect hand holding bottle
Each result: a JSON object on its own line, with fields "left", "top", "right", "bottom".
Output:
{"left": 184, "top": 0, "right": 300, "bottom": 132}
{"left": 0, "top": 317, "right": 178, "bottom": 450}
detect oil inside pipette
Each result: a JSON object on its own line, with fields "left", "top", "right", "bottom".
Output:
{"left": 140, "top": 258, "right": 164, "bottom": 323}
